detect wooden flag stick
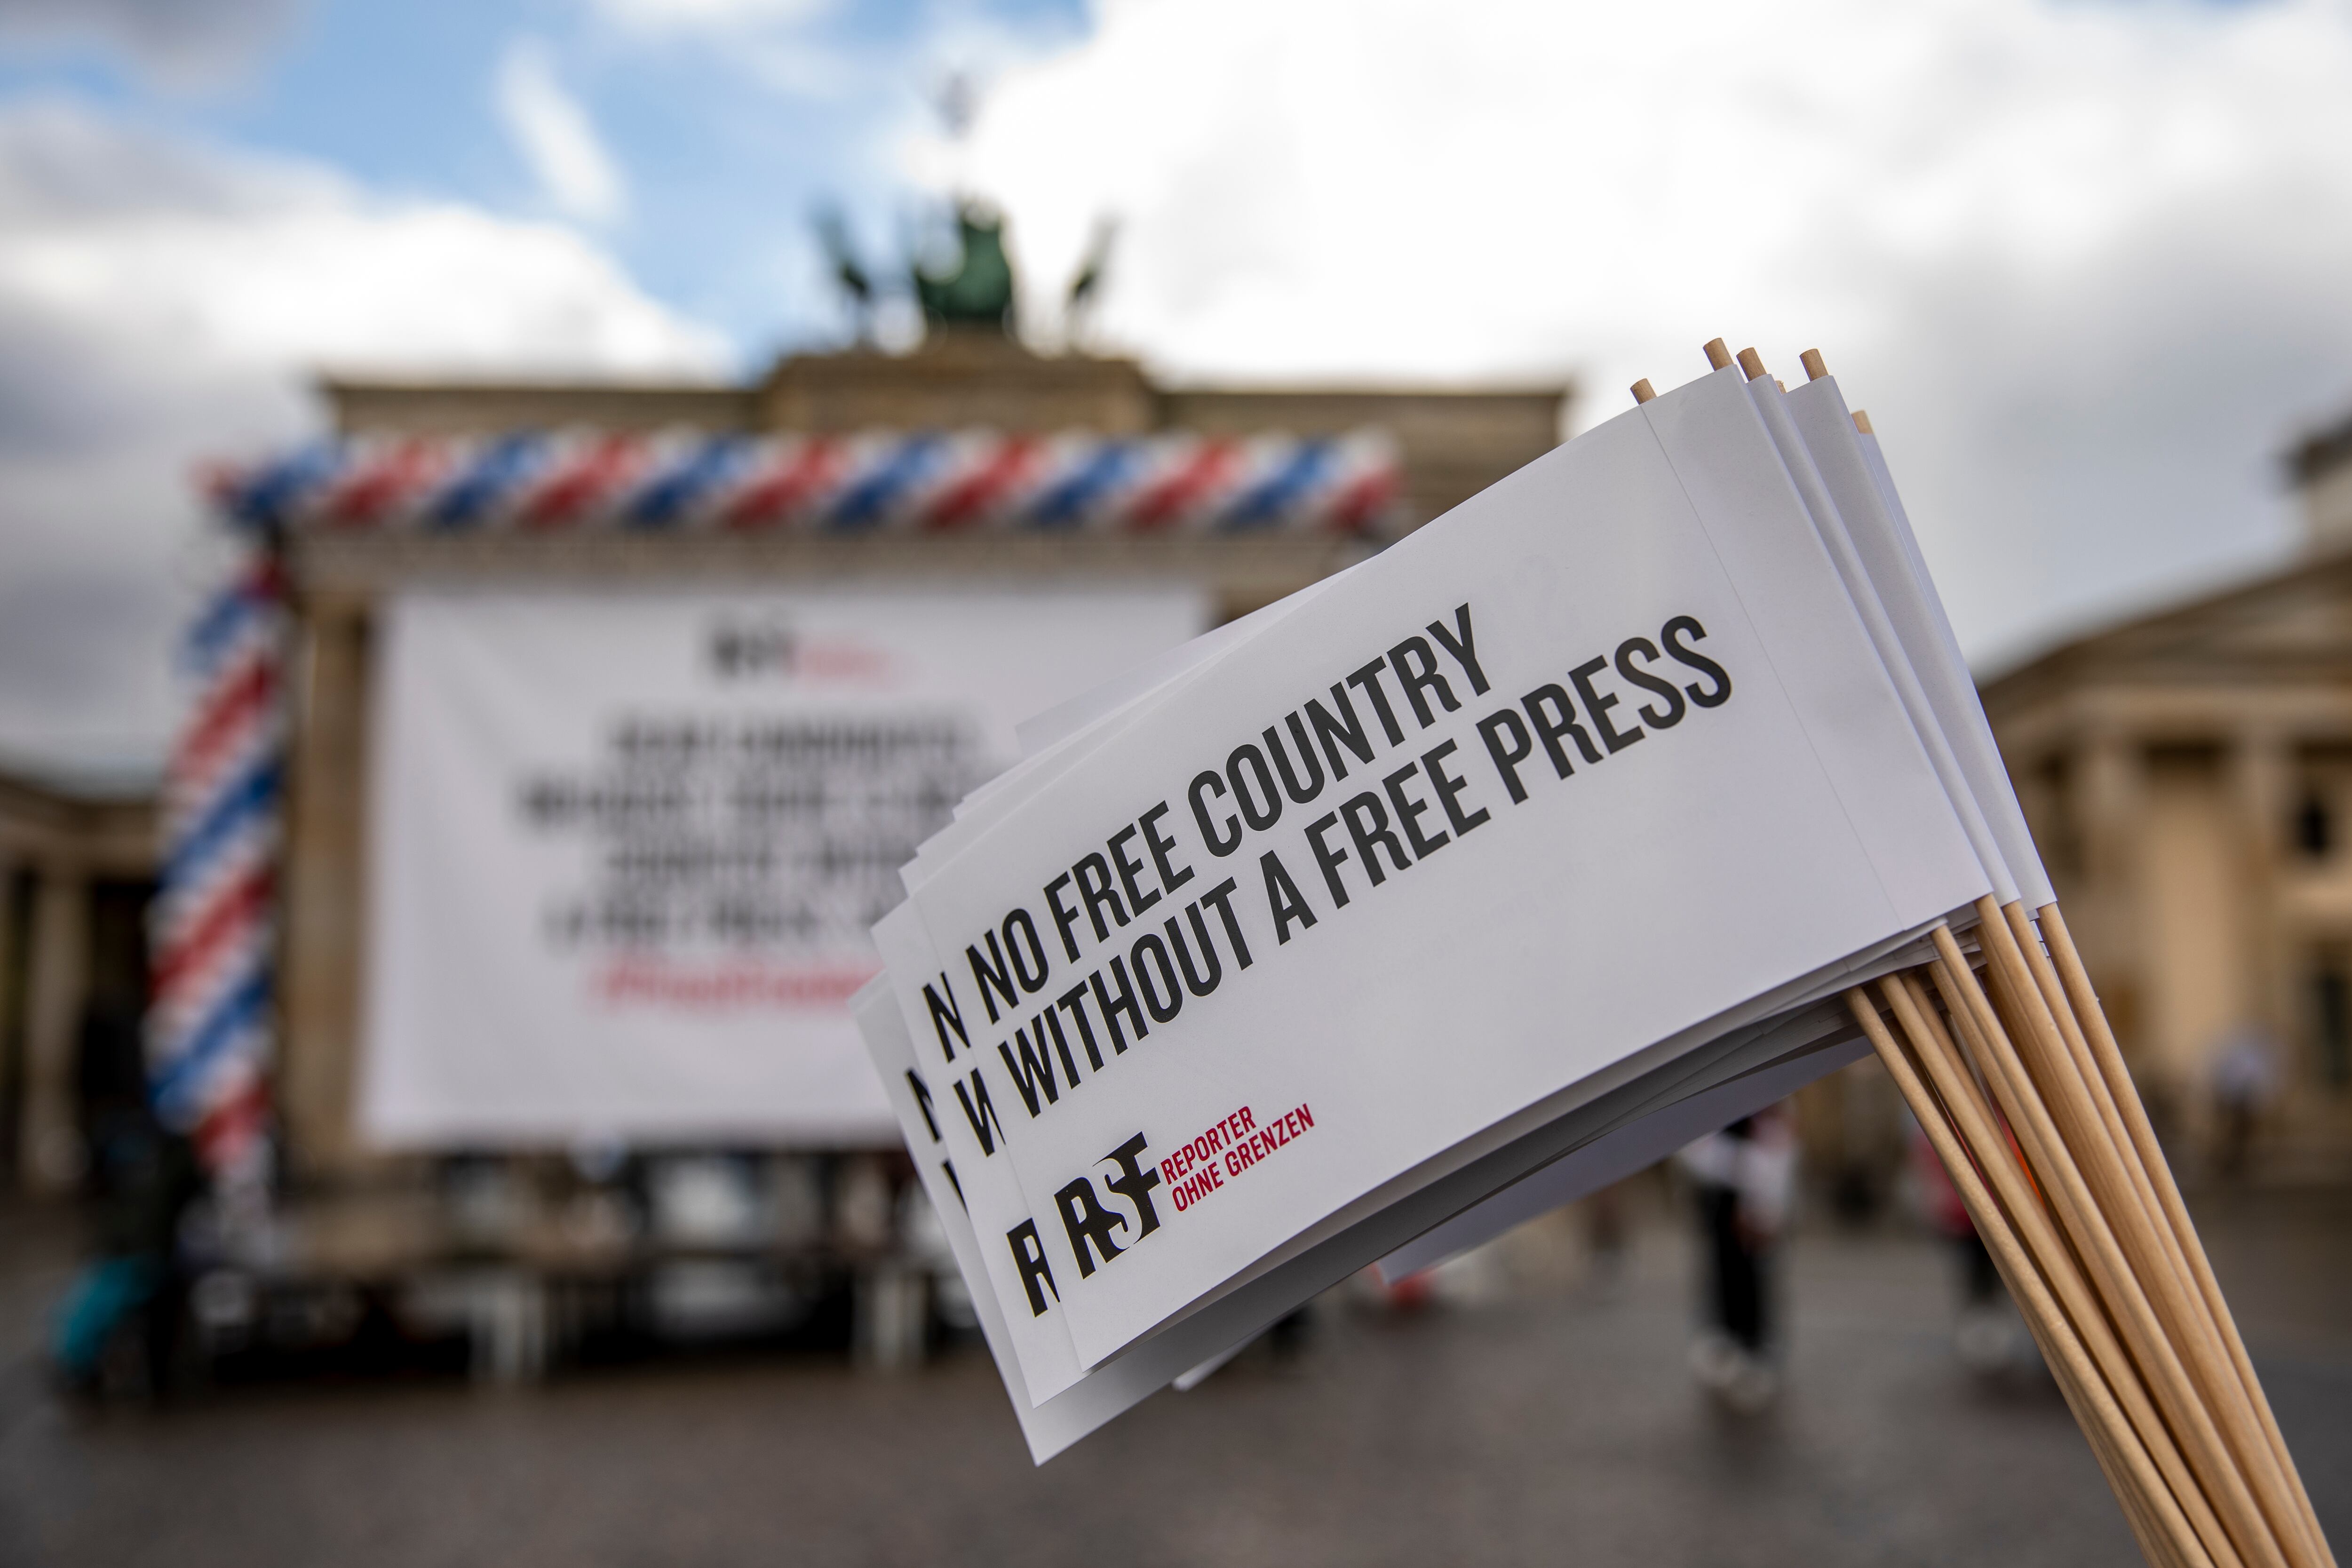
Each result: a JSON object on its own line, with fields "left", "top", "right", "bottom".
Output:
{"left": 1886, "top": 967, "right": 2233, "bottom": 1559}
{"left": 1980, "top": 908, "right": 2240, "bottom": 1348}
{"left": 1702, "top": 338, "right": 1733, "bottom": 371}
{"left": 1630, "top": 379, "right": 1658, "bottom": 405}
{"left": 2035, "top": 905, "right": 2338, "bottom": 1568}
{"left": 1880, "top": 969, "right": 2242, "bottom": 1568}
{"left": 1859, "top": 1001, "right": 2194, "bottom": 1568}
{"left": 1849, "top": 982, "right": 2222, "bottom": 1568}
{"left": 2042, "top": 902, "right": 2328, "bottom": 1561}
{"left": 1925, "top": 934, "right": 2290, "bottom": 1568}
{"left": 2087, "top": 1386, "right": 2196, "bottom": 1568}
{"left": 2000, "top": 902, "right": 2290, "bottom": 1475}
{"left": 1924, "top": 944, "right": 2278, "bottom": 1568}
{"left": 1970, "top": 901, "right": 2320, "bottom": 1566}
{"left": 2001, "top": 903, "right": 2180, "bottom": 1243}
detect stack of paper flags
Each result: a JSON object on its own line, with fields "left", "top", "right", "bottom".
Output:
{"left": 849, "top": 343, "right": 2331, "bottom": 1568}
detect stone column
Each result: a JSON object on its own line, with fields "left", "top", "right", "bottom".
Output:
{"left": 2226, "top": 728, "right": 2295, "bottom": 1044}
{"left": 2074, "top": 728, "right": 2149, "bottom": 1064}
{"left": 279, "top": 599, "right": 371, "bottom": 1181}
{"left": 19, "top": 863, "right": 90, "bottom": 1194}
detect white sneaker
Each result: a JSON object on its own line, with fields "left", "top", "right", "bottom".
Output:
{"left": 1721, "top": 1352, "right": 1780, "bottom": 1414}
{"left": 1688, "top": 1329, "right": 1740, "bottom": 1391}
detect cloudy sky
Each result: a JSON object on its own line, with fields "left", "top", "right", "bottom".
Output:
{"left": 3, "top": 0, "right": 2351, "bottom": 782}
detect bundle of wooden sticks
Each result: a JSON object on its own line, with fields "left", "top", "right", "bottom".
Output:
{"left": 1850, "top": 898, "right": 2329, "bottom": 1568}
{"left": 1639, "top": 341, "right": 2336, "bottom": 1568}
{"left": 1637, "top": 341, "right": 2333, "bottom": 1568}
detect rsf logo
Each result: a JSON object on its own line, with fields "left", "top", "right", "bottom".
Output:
{"left": 1004, "top": 1133, "right": 1161, "bottom": 1317}
{"left": 708, "top": 616, "right": 892, "bottom": 684}
{"left": 708, "top": 618, "right": 797, "bottom": 679}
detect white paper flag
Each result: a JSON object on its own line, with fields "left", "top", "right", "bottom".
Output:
{"left": 889, "top": 369, "right": 1987, "bottom": 1370}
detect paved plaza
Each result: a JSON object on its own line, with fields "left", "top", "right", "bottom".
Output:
{"left": 2, "top": 1186, "right": 2345, "bottom": 1568}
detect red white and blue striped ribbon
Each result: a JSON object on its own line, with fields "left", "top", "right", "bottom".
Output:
{"left": 146, "top": 552, "right": 284, "bottom": 1177}
{"left": 208, "top": 428, "right": 1401, "bottom": 536}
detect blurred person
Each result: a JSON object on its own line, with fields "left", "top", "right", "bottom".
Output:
{"left": 2210, "top": 1022, "right": 2280, "bottom": 1181}
{"left": 52, "top": 999, "right": 204, "bottom": 1398}
{"left": 73, "top": 997, "right": 150, "bottom": 1205}
{"left": 1908, "top": 1115, "right": 2017, "bottom": 1373}
{"left": 1676, "top": 1102, "right": 1796, "bottom": 1413}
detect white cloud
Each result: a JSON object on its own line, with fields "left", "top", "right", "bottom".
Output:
{"left": 0, "top": 0, "right": 297, "bottom": 88}
{"left": 961, "top": 0, "right": 2352, "bottom": 667}
{"left": 587, "top": 0, "right": 831, "bottom": 31}
{"left": 496, "top": 37, "right": 628, "bottom": 224}
{"left": 0, "top": 100, "right": 726, "bottom": 777}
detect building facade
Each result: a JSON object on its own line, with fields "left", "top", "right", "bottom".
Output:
{"left": 1979, "top": 418, "right": 2352, "bottom": 1178}
{"left": 0, "top": 773, "right": 155, "bottom": 1194}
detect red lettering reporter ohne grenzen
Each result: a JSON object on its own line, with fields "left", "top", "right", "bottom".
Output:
{"left": 1159, "top": 1102, "right": 1315, "bottom": 1213}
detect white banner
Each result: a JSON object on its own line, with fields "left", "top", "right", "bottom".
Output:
{"left": 358, "top": 585, "right": 1207, "bottom": 1147}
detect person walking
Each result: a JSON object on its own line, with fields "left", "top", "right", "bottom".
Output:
{"left": 2210, "top": 1023, "right": 2280, "bottom": 1181}
{"left": 1677, "top": 1101, "right": 1796, "bottom": 1412}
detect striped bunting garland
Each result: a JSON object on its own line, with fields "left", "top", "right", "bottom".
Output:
{"left": 146, "top": 552, "right": 285, "bottom": 1178}
{"left": 207, "top": 428, "right": 1402, "bottom": 537}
